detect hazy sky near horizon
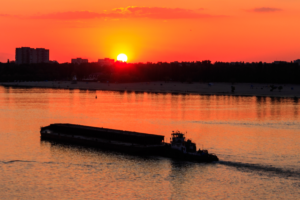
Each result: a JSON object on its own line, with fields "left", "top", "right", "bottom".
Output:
{"left": 1, "top": 0, "right": 299, "bottom": 63}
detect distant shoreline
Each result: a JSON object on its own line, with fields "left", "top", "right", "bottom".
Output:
{"left": 1, "top": 81, "right": 300, "bottom": 98}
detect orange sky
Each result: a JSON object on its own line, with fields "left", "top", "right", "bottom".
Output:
{"left": 0, "top": 0, "right": 300, "bottom": 63}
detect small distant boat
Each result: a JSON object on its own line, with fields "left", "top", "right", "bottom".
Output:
{"left": 40, "top": 123, "right": 218, "bottom": 162}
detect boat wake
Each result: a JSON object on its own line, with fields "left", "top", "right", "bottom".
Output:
{"left": 0, "top": 160, "right": 101, "bottom": 168}
{"left": 191, "top": 120, "right": 300, "bottom": 130}
{"left": 1, "top": 160, "right": 36, "bottom": 164}
{"left": 219, "top": 160, "right": 300, "bottom": 179}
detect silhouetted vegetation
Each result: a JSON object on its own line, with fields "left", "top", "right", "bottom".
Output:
{"left": 0, "top": 61, "right": 299, "bottom": 84}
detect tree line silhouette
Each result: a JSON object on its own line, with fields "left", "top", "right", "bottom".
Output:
{"left": 0, "top": 61, "right": 299, "bottom": 83}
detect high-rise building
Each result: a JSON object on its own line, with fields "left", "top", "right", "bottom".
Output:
{"left": 98, "top": 58, "right": 114, "bottom": 66}
{"left": 15, "top": 47, "right": 49, "bottom": 64}
{"left": 71, "top": 58, "right": 88, "bottom": 65}
{"left": 36, "top": 48, "right": 49, "bottom": 63}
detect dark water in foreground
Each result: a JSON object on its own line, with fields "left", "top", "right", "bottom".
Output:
{"left": 0, "top": 86, "right": 299, "bottom": 199}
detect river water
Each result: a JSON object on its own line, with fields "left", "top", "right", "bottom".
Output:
{"left": 0, "top": 86, "right": 299, "bottom": 199}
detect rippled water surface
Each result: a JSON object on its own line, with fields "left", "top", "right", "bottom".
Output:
{"left": 0, "top": 86, "right": 300, "bottom": 199}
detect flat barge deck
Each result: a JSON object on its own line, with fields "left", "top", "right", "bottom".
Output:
{"left": 40, "top": 123, "right": 165, "bottom": 155}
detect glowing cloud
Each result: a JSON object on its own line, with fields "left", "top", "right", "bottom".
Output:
{"left": 123, "top": 7, "right": 211, "bottom": 19}
{"left": 0, "top": 7, "right": 223, "bottom": 21}
{"left": 250, "top": 7, "right": 283, "bottom": 13}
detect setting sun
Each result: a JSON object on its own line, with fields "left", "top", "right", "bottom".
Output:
{"left": 117, "top": 54, "right": 128, "bottom": 62}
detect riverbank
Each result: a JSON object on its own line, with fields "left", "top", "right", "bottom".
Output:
{"left": 1, "top": 81, "right": 300, "bottom": 98}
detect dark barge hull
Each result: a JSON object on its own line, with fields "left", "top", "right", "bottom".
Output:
{"left": 40, "top": 123, "right": 165, "bottom": 155}
{"left": 41, "top": 132, "right": 165, "bottom": 155}
{"left": 40, "top": 123, "right": 218, "bottom": 162}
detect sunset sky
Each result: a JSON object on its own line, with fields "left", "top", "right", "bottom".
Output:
{"left": 1, "top": 0, "right": 299, "bottom": 63}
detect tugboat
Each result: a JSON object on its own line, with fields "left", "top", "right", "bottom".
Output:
{"left": 165, "top": 131, "right": 219, "bottom": 162}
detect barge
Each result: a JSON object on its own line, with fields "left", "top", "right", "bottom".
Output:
{"left": 40, "top": 123, "right": 218, "bottom": 162}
